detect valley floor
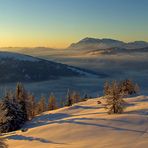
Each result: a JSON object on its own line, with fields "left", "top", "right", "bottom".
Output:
{"left": 2, "top": 95, "right": 148, "bottom": 148}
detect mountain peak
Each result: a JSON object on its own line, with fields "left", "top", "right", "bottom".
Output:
{"left": 79, "top": 37, "right": 101, "bottom": 42}
{"left": 69, "top": 37, "right": 148, "bottom": 50}
{"left": 69, "top": 37, "right": 125, "bottom": 50}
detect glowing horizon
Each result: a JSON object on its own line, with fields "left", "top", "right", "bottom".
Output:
{"left": 0, "top": 0, "right": 148, "bottom": 48}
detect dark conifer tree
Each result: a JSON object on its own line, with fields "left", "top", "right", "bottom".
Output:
{"left": 26, "top": 93, "right": 36, "bottom": 120}
{"left": 40, "top": 95, "right": 47, "bottom": 112}
{"left": 71, "top": 91, "right": 81, "bottom": 103}
{"left": 0, "top": 99, "right": 25, "bottom": 133}
{"left": 81, "top": 93, "right": 88, "bottom": 102}
{"left": 66, "top": 89, "right": 72, "bottom": 106}
{"left": 104, "top": 81, "right": 111, "bottom": 96}
{"left": 84, "top": 93, "right": 88, "bottom": 99}
{"left": 15, "top": 83, "right": 27, "bottom": 121}
{"left": 35, "top": 95, "right": 47, "bottom": 114}
{"left": 119, "top": 79, "right": 137, "bottom": 95}
{"left": 59, "top": 98, "right": 64, "bottom": 108}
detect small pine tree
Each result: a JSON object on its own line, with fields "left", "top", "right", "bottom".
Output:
{"left": 48, "top": 93, "right": 57, "bottom": 110}
{"left": 105, "top": 81, "right": 126, "bottom": 114}
{"left": 26, "top": 93, "right": 36, "bottom": 120}
{"left": 84, "top": 93, "right": 88, "bottom": 99}
{"left": 119, "top": 79, "right": 136, "bottom": 95}
{"left": 34, "top": 102, "right": 40, "bottom": 115}
{"left": 59, "top": 98, "right": 64, "bottom": 108}
{"left": 66, "top": 89, "right": 72, "bottom": 106}
{"left": 36, "top": 95, "right": 47, "bottom": 114}
{"left": 76, "top": 92, "right": 81, "bottom": 103}
{"left": 81, "top": 93, "right": 88, "bottom": 101}
{"left": 40, "top": 95, "right": 47, "bottom": 112}
{"left": 72, "top": 91, "right": 81, "bottom": 103}
{"left": 4, "top": 88, "right": 10, "bottom": 100}
{"left": 104, "top": 81, "right": 111, "bottom": 96}
{"left": 15, "top": 83, "right": 28, "bottom": 121}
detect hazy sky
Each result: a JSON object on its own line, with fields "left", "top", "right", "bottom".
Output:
{"left": 0, "top": 0, "right": 148, "bottom": 48}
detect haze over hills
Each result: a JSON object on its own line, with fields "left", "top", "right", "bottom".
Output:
{"left": 6, "top": 37, "right": 146, "bottom": 95}
{"left": 1, "top": 37, "right": 148, "bottom": 56}
{"left": 0, "top": 38, "right": 148, "bottom": 95}
{"left": 2, "top": 37, "right": 147, "bottom": 59}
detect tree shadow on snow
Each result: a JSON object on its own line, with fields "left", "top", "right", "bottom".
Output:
{"left": 23, "top": 104, "right": 148, "bottom": 135}
{"left": 24, "top": 113, "right": 71, "bottom": 129}
{"left": 54, "top": 117, "right": 148, "bottom": 134}
{"left": 26, "top": 114, "right": 147, "bottom": 134}
{"left": 126, "top": 109, "right": 148, "bottom": 115}
{"left": 7, "top": 134, "right": 66, "bottom": 144}
{"left": 24, "top": 105, "right": 102, "bottom": 130}
{"left": 70, "top": 105, "right": 100, "bottom": 110}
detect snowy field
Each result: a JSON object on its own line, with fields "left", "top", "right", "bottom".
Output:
{"left": 2, "top": 95, "right": 148, "bottom": 148}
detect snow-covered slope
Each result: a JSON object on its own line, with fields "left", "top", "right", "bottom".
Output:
{"left": 3, "top": 95, "right": 148, "bottom": 148}
{"left": 0, "top": 52, "right": 40, "bottom": 62}
{"left": 0, "top": 52, "right": 103, "bottom": 82}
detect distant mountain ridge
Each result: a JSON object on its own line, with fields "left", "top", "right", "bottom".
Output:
{"left": 84, "top": 46, "right": 148, "bottom": 56}
{"left": 69, "top": 37, "right": 148, "bottom": 50}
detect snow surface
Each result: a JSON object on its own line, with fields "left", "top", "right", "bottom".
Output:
{"left": 2, "top": 95, "right": 148, "bottom": 148}
{"left": 0, "top": 52, "right": 40, "bottom": 62}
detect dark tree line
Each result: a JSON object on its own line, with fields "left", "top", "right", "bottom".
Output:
{"left": 0, "top": 83, "right": 88, "bottom": 133}
{"left": 65, "top": 89, "right": 86, "bottom": 106}
{"left": 0, "top": 83, "right": 28, "bottom": 133}
{"left": 0, "top": 79, "right": 140, "bottom": 134}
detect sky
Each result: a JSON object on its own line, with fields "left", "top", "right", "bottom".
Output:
{"left": 0, "top": 0, "right": 147, "bottom": 48}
